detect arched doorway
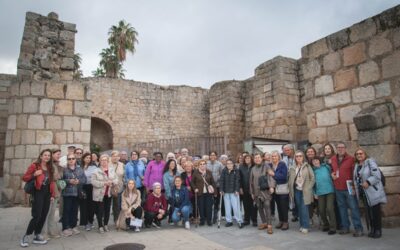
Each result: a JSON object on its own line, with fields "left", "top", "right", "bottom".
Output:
{"left": 90, "top": 117, "right": 113, "bottom": 152}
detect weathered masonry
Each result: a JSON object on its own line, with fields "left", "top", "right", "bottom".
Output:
{"left": 1, "top": 6, "right": 399, "bottom": 226}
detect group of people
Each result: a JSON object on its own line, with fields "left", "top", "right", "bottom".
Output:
{"left": 20, "top": 143, "right": 387, "bottom": 247}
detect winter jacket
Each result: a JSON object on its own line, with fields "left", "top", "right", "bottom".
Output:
{"left": 23, "top": 163, "right": 56, "bottom": 198}
{"left": 353, "top": 158, "right": 387, "bottom": 207}
{"left": 170, "top": 186, "right": 191, "bottom": 210}
{"left": 207, "top": 160, "right": 224, "bottom": 188}
{"left": 125, "top": 160, "right": 145, "bottom": 188}
{"left": 144, "top": 160, "right": 165, "bottom": 190}
{"left": 62, "top": 165, "right": 86, "bottom": 197}
{"left": 163, "top": 171, "right": 179, "bottom": 199}
{"left": 288, "top": 163, "right": 315, "bottom": 205}
{"left": 270, "top": 161, "right": 288, "bottom": 184}
{"left": 91, "top": 166, "right": 118, "bottom": 202}
{"left": 116, "top": 190, "right": 142, "bottom": 230}
{"left": 220, "top": 167, "right": 240, "bottom": 194}
{"left": 191, "top": 169, "right": 216, "bottom": 196}
{"left": 239, "top": 164, "right": 253, "bottom": 194}
{"left": 144, "top": 192, "right": 167, "bottom": 213}
{"left": 249, "top": 164, "right": 276, "bottom": 200}
{"left": 313, "top": 163, "right": 335, "bottom": 196}
{"left": 331, "top": 153, "right": 355, "bottom": 191}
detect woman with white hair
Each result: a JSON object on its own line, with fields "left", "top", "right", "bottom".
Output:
{"left": 110, "top": 150, "right": 125, "bottom": 223}
{"left": 144, "top": 182, "right": 167, "bottom": 228}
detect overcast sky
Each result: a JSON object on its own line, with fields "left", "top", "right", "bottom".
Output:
{"left": 0, "top": 0, "right": 398, "bottom": 88}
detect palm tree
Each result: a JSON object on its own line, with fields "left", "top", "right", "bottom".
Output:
{"left": 73, "top": 53, "right": 83, "bottom": 79}
{"left": 92, "top": 67, "right": 105, "bottom": 77}
{"left": 108, "top": 20, "right": 138, "bottom": 62}
{"left": 99, "top": 47, "right": 125, "bottom": 78}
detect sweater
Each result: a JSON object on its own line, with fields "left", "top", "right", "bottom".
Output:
{"left": 125, "top": 160, "right": 145, "bottom": 188}
{"left": 220, "top": 167, "right": 240, "bottom": 193}
{"left": 144, "top": 193, "right": 167, "bottom": 213}
{"left": 331, "top": 153, "right": 355, "bottom": 191}
{"left": 144, "top": 160, "right": 165, "bottom": 190}
{"left": 313, "top": 163, "right": 334, "bottom": 196}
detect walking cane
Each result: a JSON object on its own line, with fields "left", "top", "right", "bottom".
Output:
{"left": 217, "top": 194, "right": 223, "bottom": 229}
{"left": 195, "top": 192, "right": 199, "bottom": 228}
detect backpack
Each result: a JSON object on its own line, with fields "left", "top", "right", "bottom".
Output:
{"left": 366, "top": 159, "right": 385, "bottom": 187}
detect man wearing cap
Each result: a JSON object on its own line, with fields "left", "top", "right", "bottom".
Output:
{"left": 59, "top": 146, "right": 76, "bottom": 168}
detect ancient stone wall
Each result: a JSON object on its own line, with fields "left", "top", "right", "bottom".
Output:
{"left": 87, "top": 77, "right": 209, "bottom": 151}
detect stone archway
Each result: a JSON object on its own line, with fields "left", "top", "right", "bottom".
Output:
{"left": 90, "top": 117, "right": 113, "bottom": 152}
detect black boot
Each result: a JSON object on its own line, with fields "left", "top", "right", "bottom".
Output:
{"left": 368, "top": 227, "right": 375, "bottom": 238}
{"left": 373, "top": 229, "right": 382, "bottom": 238}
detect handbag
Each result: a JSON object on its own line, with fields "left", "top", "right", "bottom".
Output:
{"left": 24, "top": 179, "right": 36, "bottom": 194}
{"left": 56, "top": 180, "right": 67, "bottom": 190}
{"left": 111, "top": 183, "right": 120, "bottom": 197}
{"left": 201, "top": 174, "right": 214, "bottom": 194}
{"left": 275, "top": 183, "right": 289, "bottom": 195}
{"left": 258, "top": 165, "right": 269, "bottom": 191}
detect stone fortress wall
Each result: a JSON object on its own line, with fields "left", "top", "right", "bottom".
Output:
{"left": 0, "top": 5, "right": 399, "bottom": 226}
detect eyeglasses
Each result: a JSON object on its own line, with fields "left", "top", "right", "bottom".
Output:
{"left": 67, "top": 158, "right": 76, "bottom": 160}
{"left": 75, "top": 152, "right": 82, "bottom": 155}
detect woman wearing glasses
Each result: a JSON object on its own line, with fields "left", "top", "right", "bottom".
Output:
{"left": 61, "top": 153, "right": 87, "bottom": 237}
{"left": 353, "top": 148, "right": 387, "bottom": 238}
{"left": 288, "top": 151, "right": 315, "bottom": 234}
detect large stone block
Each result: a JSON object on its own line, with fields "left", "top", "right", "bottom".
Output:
{"left": 327, "top": 29, "right": 350, "bottom": 51}
{"left": 324, "top": 91, "right": 351, "bottom": 108}
{"left": 382, "top": 194, "right": 400, "bottom": 217}
{"left": 349, "top": 123, "right": 358, "bottom": 141}
{"left": 7, "top": 115, "right": 16, "bottom": 129}
{"left": 12, "top": 130, "right": 21, "bottom": 145}
{"left": 358, "top": 60, "right": 380, "bottom": 85}
{"left": 46, "top": 82, "right": 65, "bottom": 99}
{"left": 10, "top": 159, "right": 30, "bottom": 175}
{"left": 349, "top": 18, "right": 376, "bottom": 42}
{"left": 352, "top": 86, "right": 375, "bottom": 103}
{"left": 23, "top": 97, "right": 38, "bottom": 113}
{"left": 26, "top": 144, "right": 40, "bottom": 158}
{"left": 334, "top": 68, "right": 358, "bottom": 91}
{"left": 30, "top": 81, "right": 45, "bottom": 96}
{"left": 81, "top": 118, "right": 91, "bottom": 131}
{"left": 55, "top": 132, "right": 66, "bottom": 144}
{"left": 358, "top": 126, "right": 396, "bottom": 145}
{"left": 323, "top": 52, "right": 341, "bottom": 73}
{"left": 304, "top": 98, "right": 325, "bottom": 113}
{"left": 5, "top": 146, "right": 14, "bottom": 159}
{"left": 382, "top": 51, "right": 400, "bottom": 79}
{"left": 36, "top": 130, "right": 53, "bottom": 144}
{"left": 19, "top": 82, "right": 30, "bottom": 96}
{"left": 327, "top": 124, "right": 350, "bottom": 142}
{"left": 39, "top": 98, "right": 54, "bottom": 114}
{"left": 309, "top": 127, "right": 327, "bottom": 143}
{"left": 375, "top": 81, "right": 391, "bottom": 98}
{"left": 66, "top": 84, "right": 85, "bottom": 100}
{"left": 74, "top": 132, "right": 91, "bottom": 144}
{"left": 61, "top": 57, "right": 74, "bottom": 70}
{"left": 343, "top": 42, "right": 366, "bottom": 66}
{"left": 55, "top": 100, "right": 73, "bottom": 115}
{"left": 315, "top": 75, "right": 334, "bottom": 96}
{"left": 363, "top": 145, "right": 400, "bottom": 166}
{"left": 301, "top": 60, "right": 321, "bottom": 80}
{"left": 354, "top": 103, "right": 395, "bottom": 131}
{"left": 63, "top": 116, "right": 80, "bottom": 131}
{"left": 301, "top": 38, "right": 329, "bottom": 59}
{"left": 45, "top": 115, "right": 62, "bottom": 129}
{"left": 368, "top": 34, "right": 393, "bottom": 58}
{"left": 316, "top": 108, "right": 338, "bottom": 126}
{"left": 21, "top": 130, "right": 35, "bottom": 144}
{"left": 60, "top": 30, "right": 75, "bottom": 41}
{"left": 339, "top": 105, "right": 361, "bottom": 123}
{"left": 384, "top": 176, "right": 400, "bottom": 195}
{"left": 27, "top": 114, "right": 44, "bottom": 129}
{"left": 74, "top": 101, "right": 91, "bottom": 116}
{"left": 15, "top": 145, "right": 25, "bottom": 158}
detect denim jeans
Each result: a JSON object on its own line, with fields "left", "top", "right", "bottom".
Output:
{"left": 62, "top": 196, "right": 78, "bottom": 230}
{"left": 294, "top": 189, "right": 309, "bottom": 229}
{"left": 172, "top": 205, "right": 192, "bottom": 223}
{"left": 335, "top": 190, "right": 363, "bottom": 231}
{"left": 224, "top": 193, "right": 242, "bottom": 223}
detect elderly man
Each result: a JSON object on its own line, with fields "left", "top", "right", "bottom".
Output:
{"left": 59, "top": 145, "right": 76, "bottom": 168}
{"left": 119, "top": 151, "right": 128, "bottom": 165}
{"left": 74, "top": 148, "right": 83, "bottom": 167}
{"left": 140, "top": 150, "right": 149, "bottom": 167}
{"left": 331, "top": 142, "right": 363, "bottom": 237}
{"left": 282, "top": 144, "right": 297, "bottom": 222}
{"left": 181, "top": 148, "right": 189, "bottom": 157}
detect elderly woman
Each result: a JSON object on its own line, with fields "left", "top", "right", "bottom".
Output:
{"left": 288, "top": 151, "right": 315, "bottom": 234}
{"left": 250, "top": 153, "right": 276, "bottom": 234}
{"left": 354, "top": 148, "right": 387, "bottom": 239}
{"left": 62, "top": 152, "right": 87, "bottom": 237}
{"left": 116, "top": 179, "right": 143, "bottom": 232}
{"left": 268, "top": 151, "right": 289, "bottom": 230}
{"left": 144, "top": 182, "right": 167, "bottom": 228}
{"left": 192, "top": 160, "right": 216, "bottom": 226}
{"left": 110, "top": 150, "right": 125, "bottom": 223}
{"left": 20, "top": 149, "right": 56, "bottom": 247}
{"left": 92, "top": 154, "right": 118, "bottom": 233}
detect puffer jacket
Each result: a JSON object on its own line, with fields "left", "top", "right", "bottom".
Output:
{"left": 62, "top": 165, "right": 86, "bottom": 197}
{"left": 353, "top": 158, "right": 387, "bottom": 207}
{"left": 91, "top": 166, "right": 118, "bottom": 202}
{"left": 220, "top": 167, "right": 240, "bottom": 193}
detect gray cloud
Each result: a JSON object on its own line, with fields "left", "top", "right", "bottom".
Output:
{"left": 0, "top": 0, "right": 398, "bottom": 88}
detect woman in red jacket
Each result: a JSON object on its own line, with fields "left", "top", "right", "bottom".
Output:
{"left": 20, "top": 149, "right": 56, "bottom": 248}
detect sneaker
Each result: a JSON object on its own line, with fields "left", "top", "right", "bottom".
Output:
{"left": 135, "top": 227, "right": 140, "bottom": 232}
{"left": 62, "top": 229, "right": 73, "bottom": 237}
{"left": 238, "top": 223, "right": 244, "bottom": 229}
{"left": 152, "top": 222, "right": 160, "bottom": 229}
{"left": 299, "top": 227, "right": 303, "bottom": 232}
{"left": 225, "top": 222, "right": 233, "bottom": 227}
{"left": 32, "top": 235, "right": 47, "bottom": 245}
{"left": 85, "top": 224, "right": 92, "bottom": 231}
{"left": 99, "top": 227, "right": 105, "bottom": 234}
{"left": 104, "top": 225, "right": 109, "bottom": 232}
{"left": 185, "top": 221, "right": 190, "bottom": 230}
{"left": 300, "top": 228, "right": 308, "bottom": 234}
{"left": 49, "top": 233, "right": 61, "bottom": 239}
{"left": 328, "top": 230, "right": 336, "bottom": 235}
{"left": 72, "top": 227, "right": 80, "bottom": 235}
{"left": 20, "top": 235, "right": 30, "bottom": 248}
